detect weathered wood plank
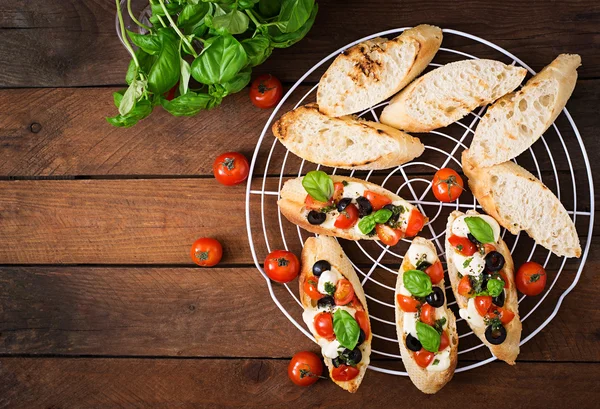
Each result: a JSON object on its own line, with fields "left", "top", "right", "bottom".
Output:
{"left": 0, "top": 359, "right": 597, "bottom": 408}
{"left": 0, "top": 0, "right": 598, "bottom": 87}
{"left": 0, "top": 265, "right": 597, "bottom": 362}
{"left": 0, "top": 81, "right": 597, "bottom": 177}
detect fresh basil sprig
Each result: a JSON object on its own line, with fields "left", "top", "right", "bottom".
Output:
{"left": 333, "top": 310, "right": 360, "bottom": 350}
{"left": 486, "top": 278, "right": 504, "bottom": 297}
{"left": 358, "top": 209, "right": 392, "bottom": 235}
{"left": 302, "top": 171, "right": 333, "bottom": 203}
{"left": 403, "top": 269, "right": 432, "bottom": 297}
{"left": 416, "top": 321, "right": 441, "bottom": 353}
{"left": 109, "top": 0, "right": 319, "bottom": 127}
{"left": 464, "top": 217, "right": 495, "bottom": 244}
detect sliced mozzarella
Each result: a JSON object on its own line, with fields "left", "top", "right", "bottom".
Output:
{"left": 427, "top": 349, "right": 451, "bottom": 372}
{"left": 406, "top": 242, "right": 437, "bottom": 267}
{"left": 320, "top": 210, "right": 339, "bottom": 229}
{"left": 452, "top": 214, "right": 501, "bottom": 243}
{"left": 391, "top": 200, "right": 414, "bottom": 230}
{"left": 342, "top": 182, "right": 366, "bottom": 200}
{"left": 435, "top": 306, "right": 449, "bottom": 329}
{"left": 317, "top": 269, "right": 342, "bottom": 295}
{"left": 459, "top": 298, "right": 486, "bottom": 328}
{"left": 332, "top": 305, "right": 356, "bottom": 317}
{"left": 319, "top": 339, "right": 342, "bottom": 359}
{"left": 398, "top": 283, "right": 412, "bottom": 297}
{"left": 454, "top": 252, "right": 486, "bottom": 276}
{"left": 403, "top": 312, "right": 418, "bottom": 337}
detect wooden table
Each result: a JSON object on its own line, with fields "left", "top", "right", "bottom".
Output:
{"left": 0, "top": 1, "right": 598, "bottom": 407}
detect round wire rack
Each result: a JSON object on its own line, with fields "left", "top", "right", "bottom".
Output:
{"left": 245, "top": 28, "right": 594, "bottom": 375}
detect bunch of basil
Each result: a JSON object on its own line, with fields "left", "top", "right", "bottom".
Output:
{"left": 108, "top": 0, "right": 318, "bottom": 127}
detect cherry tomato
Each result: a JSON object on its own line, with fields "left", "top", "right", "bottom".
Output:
{"left": 190, "top": 238, "right": 223, "bottom": 267}
{"left": 457, "top": 275, "right": 473, "bottom": 297}
{"left": 288, "top": 351, "right": 323, "bottom": 387}
{"left": 250, "top": 74, "right": 283, "bottom": 109}
{"left": 499, "top": 271, "right": 510, "bottom": 289}
{"left": 164, "top": 82, "right": 178, "bottom": 101}
{"left": 439, "top": 331, "right": 450, "bottom": 351}
{"left": 425, "top": 261, "right": 444, "bottom": 285}
{"left": 334, "top": 204, "right": 359, "bottom": 229}
{"left": 332, "top": 182, "right": 345, "bottom": 202}
{"left": 397, "top": 294, "right": 420, "bottom": 313}
{"left": 354, "top": 310, "right": 370, "bottom": 339}
{"left": 304, "top": 194, "right": 332, "bottom": 210}
{"left": 420, "top": 303, "right": 436, "bottom": 326}
{"left": 376, "top": 223, "right": 403, "bottom": 246}
{"left": 364, "top": 190, "right": 392, "bottom": 211}
{"left": 448, "top": 235, "right": 477, "bottom": 256}
{"left": 303, "top": 277, "right": 322, "bottom": 300}
{"left": 432, "top": 168, "right": 464, "bottom": 202}
{"left": 475, "top": 295, "right": 492, "bottom": 316}
{"left": 263, "top": 250, "right": 300, "bottom": 283}
{"left": 314, "top": 312, "right": 335, "bottom": 340}
{"left": 332, "top": 364, "right": 360, "bottom": 382}
{"left": 516, "top": 261, "right": 547, "bottom": 296}
{"left": 414, "top": 349, "right": 435, "bottom": 368}
{"left": 349, "top": 295, "right": 364, "bottom": 311}
{"left": 213, "top": 152, "right": 250, "bottom": 186}
{"left": 405, "top": 208, "right": 425, "bottom": 237}
{"left": 334, "top": 279, "right": 355, "bottom": 306}
{"left": 487, "top": 306, "right": 516, "bottom": 325}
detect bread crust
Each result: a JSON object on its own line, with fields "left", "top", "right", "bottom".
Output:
{"left": 395, "top": 237, "right": 458, "bottom": 393}
{"left": 299, "top": 236, "right": 372, "bottom": 393}
{"left": 272, "top": 103, "right": 424, "bottom": 170}
{"left": 462, "top": 152, "right": 581, "bottom": 258}
{"left": 445, "top": 210, "right": 521, "bottom": 364}
{"left": 317, "top": 24, "right": 442, "bottom": 117}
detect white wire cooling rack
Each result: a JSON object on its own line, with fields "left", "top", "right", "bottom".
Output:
{"left": 244, "top": 28, "right": 594, "bottom": 375}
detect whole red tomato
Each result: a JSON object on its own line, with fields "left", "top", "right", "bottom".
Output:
{"left": 250, "top": 74, "right": 283, "bottom": 109}
{"left": 432, "top": 168, "right": 464, "bottom": 202}
{"left": 213, "top": 152, "right": 250, "bottom": 186}
{"left": 516, "top": 261, "right": 547, "bottom": 296}
{"left": 288, "top": 351, "right": 323, "bottom": 386}
{"left": 190, "top": 238, "right": 223, "bottom": 267}
{"left": 264, "top": 250, "right": 300, "bottom": 283}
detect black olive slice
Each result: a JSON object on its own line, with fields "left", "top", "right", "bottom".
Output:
{"left": 485, "top": 324, "right": 507, "bottom": 345}
{"left": 312, "top": 260, "right": 331, "bottom": 276}
{"left": 425, "top": 286, "right": 445, "bottom": 308}
{"left": 485, "top": 251, "right": 505, "bottom": 272}
{"left": 307, "top": 210, "right": 326, "bottom": 225}
{"left": 492, "top": 289, "right": 506, "bottom": 307}
{"left": 356, "top": 196, "right": 373, "bottom": 217}
{"left": 336, "top": 198, "right": 352, "bottom": 212}
{"left": 406, "top": 333, "right": 422, "bottom": 352}
{"left": 317, "top": 296, "right": 335, "bottom": 310}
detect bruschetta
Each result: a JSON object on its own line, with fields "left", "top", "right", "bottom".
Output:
{"left": 380, "top": 59, "right": 526, "bottom": 132}
{"left": 462, "top": 153, "right": 581, "bottom": 258}
{"left": 445, "top": 210, "right": 521, "bottom": 364}
{"left": 395, "top": 237, "right": 458, "bottom": 393}
{"left": 278, "top": 172, "right": 427, "bottom": 243}
{"left": 299, "top": 235, "right": 372, "bottom": 393}
{"left": 317, "top": 24, "right": 442, "bottom": 117}
{"left": 272, "top": 103, "right": 425, "bottom": 170}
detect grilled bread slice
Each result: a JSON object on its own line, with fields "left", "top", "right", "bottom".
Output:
{"left": 465, "top": 54, "right": 580, "bottom": 167}
{"left": 445, "top": 210, "right": 521, "bottom": 364}
{"left": 272, "top": 103, "right": 425, "bottom": 170}
{"left": 380, "top": 60, "right": 526, "bottom": 132}
{"left": 317, "top": 24, "right": 442, "bottom": 117}
{"left": 395, "top": 237, "right": 458, "bottom": 393}
{"left": 299, "top": 236, "right": 372, "bottom": 393}
{"left": 462, "top": 153, "right": 581, "bottom": 257}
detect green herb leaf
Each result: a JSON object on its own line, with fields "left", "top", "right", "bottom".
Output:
{"left": 179, "top": 58, "right": 191, "bottom": 96}
{"left": 277, "top": 0, "right": 314, "bottom": 33}
{"left": 147, "top": 28, "right": 181, "bottom": 95}
{"left": 433, "top": 317, "right": 447, "bottom": 334}
{"left": 402, "top": 270, "right": 433, "bottom": 297}
{"left": 221, "top": 68, "right": 252, "bottom": 94}
{"left": 416, "top": 321, "right": 441, "bottom": 353}
{"left": 464, "top": 217, "right": 495, "bottom": 244}
{"left": 301, "top": 171, "right": 333, "bottom": 203}
{"left": 127, "top": 31, "right": 162, "bottom": 55}
{"left": 242, "top": 36, "right": 273, "bottom": 67}
{"left": 373, "top": 209, "right": 392, "bottom": 223}
{"left": 486, "top": 278, "right": 504, "bottom": 297}
{"left": 191, "top": 34, "right": 248, "bottom": 84}
{"left": 106, "top": 99, "right": 153, "bottom": 128}
{"left": 177, "top": 3, "right": 210, "bottom": 33}
{"left": 332, "top": 310, "right": 360, "bottom": 350}
{"left": 160, "top": 92, "right": 220, "bottom": 116}
{"left": 212, "top": 9, "right": 250, "bottom": 34}
{"left": 265, "top": 3, "right": 318, "bottom": 48}
{"left": 358, "top": 209, "right": 392, "bottom": 235}
{"left": 324, "top": 282, "right": 336, "bottom": 296}
{"left": 462, "top": 257, "right": 473, "bottom": 269}
{"left": 259, "top": 0, "right": 281, "bottom": 17}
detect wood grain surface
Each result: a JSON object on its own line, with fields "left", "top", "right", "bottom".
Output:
{"left": 0, "top": 0, "right": 598, "bottom": 407}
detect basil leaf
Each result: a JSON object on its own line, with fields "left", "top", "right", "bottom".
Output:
{"left": 161, "top": 92, "right": 220, "bottom": 116}
{"left": 179, "top": 58, "right": 191, "bottom": 96}
{"left": 259, "top": 0, "right": 281, "bottom": 17}
{"left": 486, "top": 278, "right": 504, "bottom": 297}
{"left": 212, "top": 9, "right": 250, "bottom": 34}
{"left": 238, "top": 0, "right": 260, "bottom": 10}
{"left": 177, "top": 3, "right": 210, "bottom": 33}
{"left": 373, "top": 209, "right": 392, "bottom": 224}
{"left": 127, "top": 31, "right": 161, "bottom": 55}
{"left": 191, "top": 34, "right": 248, "bottom": 84}
{"left": 357, "top": 209, "right": 392, "bottom": 235}
{"left": 222, "top": 68, "right": 251, "bottom": 94}
{"left": 465, "top": 217, "right": 495, "bottom": 244}
{"left": 301, "top": 171, "right": 333, "bottom": 203}
{"left": 119, "top": 78, "right": 145, "bottom": 116}
{"left": 277, "top": 0, "right": 314, "bottom": 33}
{"left": 403, "top": 269, "right": 433, "bottom": 297}
{"left": 147, "top": 29, "right": 181, "bottom": 95}
{"left": 266, "top": 3, "right": 317, "bottom": 48}
{"left": 242, "top": 35, "right": 273, "bottom": 67}
{"left": 106, "top": 99, "right": 153, "bottom": 128}
{"left": 151, "top": 2, "right": 182, "bottom": 16}
{"left": 416, "top": 321, "right": 441, "bottom": 353}
{"left": 332, "top": 310, "right": 360, "bottom": 350}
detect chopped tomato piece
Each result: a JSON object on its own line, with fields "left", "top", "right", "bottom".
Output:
{"left": 304, "top": 194, "right": 331, "bottom": 210}
{"left": 457, "top": 276, "right": 473, "bottom": 297}
{"left": 420, "top": 303, "right": 436, "bottom": 326}
{"left": 349, "top": 295, "right": 364, "bottom": 311}
{"left": 414, "top": 349, "right": 435, "bottom": 368}
{"left": 376, "top": 223, "right": 403, "bottom": 246}
{"left": 475, "top": 295, "right": 492, "bottom": 317}
{"left": 331, "top": 365, "right": 359, "bottom": 381}
{"left": 364, "top": 190, "right": 392, "bottom": 211}
{"left": 487, "top": 306, "right": 515, "bottom": 325}
{"left": 334, "top": 203, "right": 359, "bottom": 229}
{"left": 425, "top": 261, "right": 444, "bottom": 285}
{"left": 405, "top": 208, "right": 425, "bottom": 237}
{"left": 314, "top": 312, "right": 335, "bottom": 340}
{"left": 354, "top": 310, "right": 370, "bottom": 339}
{"left": 499, "top": 271, "right": 510, "bottom": 289}
{"left": 439, "top": 331, "right": 450, "bottom": 351}
{"left": 334, "top": 279, "right": 355, "bottom": 306}
{"left": 303, "top": 277, "right": 322, "bottom": 300}
{"left": 397, "top": 294, "right": 420, "bottom": 312}
{"left": 332, "top": 182, "right": 345, "bottom": 203}
{"left": 483, "top": 243, "right": 497, "bottom": 254}
{"left": 448, "top": 235, "right": 477, "bottom": 256}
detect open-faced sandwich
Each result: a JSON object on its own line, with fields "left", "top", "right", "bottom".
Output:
{"left": 300, "top": 235, "right": 372, "bottom": 393}
{"left": 445, "top": 210, "right": 521, "bottom": 364}
{"left": 395, "top": 237, "right": 458, "bottom": 393}
{"left": 278, "top": 171, "right": 427, "bottom": 243}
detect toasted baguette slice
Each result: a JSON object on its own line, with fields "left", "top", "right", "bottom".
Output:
{"left": 278, "top": 175, "right": 426, "bottom": 240}
{"left": 272, "top": 103, "right": 425, "bottom": 170}
{"left": 299, "top": 236, "right": 372, "bottom": 393}
{"left": 465, "top": 54, "right": 581, "bottom": 167}
{"left": 317, "top": 24, "right": 442, "bottom": 117}
{"left": 462, "top": 153, "right": 581, "bottom": 257}
{"left": 445, "top": 210, "right": 521, "bottom": 364}
{"left": 380, "top": 60, "right": 526, "bottom": 132}
{"left": 395, "top": 237, "right": 458, "bottom": 394}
